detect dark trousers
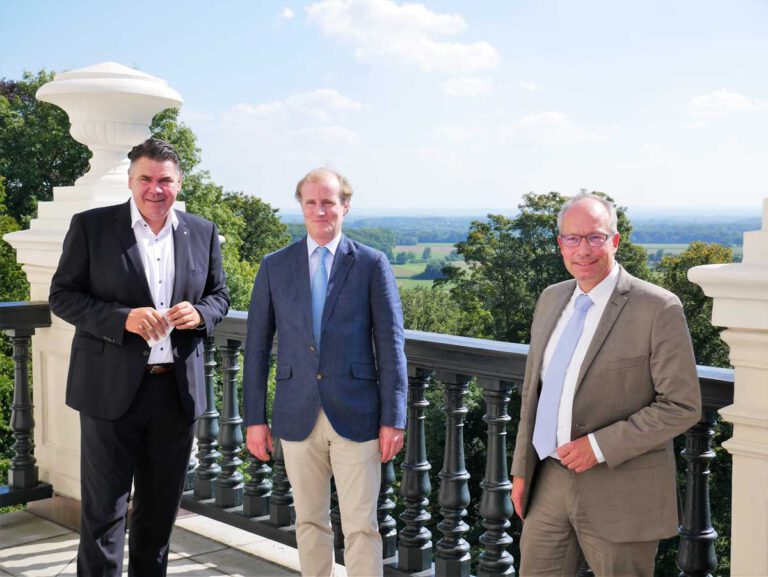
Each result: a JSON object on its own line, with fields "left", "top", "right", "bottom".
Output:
{"left": 78, "top": 371, "right": 194, "bottom": 577}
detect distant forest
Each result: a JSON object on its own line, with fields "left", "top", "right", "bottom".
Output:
{"left": 283, "top": 215, "right": 759, "bottom": 250}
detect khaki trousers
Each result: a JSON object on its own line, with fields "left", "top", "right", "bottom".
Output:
{"left": 520, "top": 458, "right": 658, "bottom": 577}
{"left": 282, "top": 410, "right": 382, "bottom": 577}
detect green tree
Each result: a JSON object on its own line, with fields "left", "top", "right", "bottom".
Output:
{"left": 656, "top": 241, "right": 732, "bottom": 368}
{"left": 0, "top": 70, "right": 91, "bottom": 225}
{"left": 441, "top": 191, "right": 650, "bottom": 343}
{"left": 222, "top": 191, "right": 290, "bottom": 265}
{"left": 421, "top": 246, "right": 432, "bottom": 262}
{"left": 399, "top": 286, "right": 460, "bottom": 334}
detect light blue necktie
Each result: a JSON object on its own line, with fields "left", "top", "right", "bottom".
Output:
{"left": 532, "top": 293, "right": 594, "bottom": 460}
{"left": 311, "top": 246, "right": 329, "bottom": 351}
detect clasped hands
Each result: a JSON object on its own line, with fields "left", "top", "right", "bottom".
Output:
{"left": 126, "top": 302, "right": 201, "bottom": 342}
{"left": 246, "top": 424, "right": 405, "bottom": 463}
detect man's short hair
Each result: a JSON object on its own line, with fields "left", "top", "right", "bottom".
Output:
{"left": 294, "top": 168, "right": 353, "bottom": 204}
{"left": 128, "top": 138, "right": 182, "bottom": 175}
{"left": 557, "top": 192, "right": 618, "bottom": 235}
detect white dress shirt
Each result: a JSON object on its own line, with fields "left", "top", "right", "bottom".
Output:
{"left": 130, "top": 198, "right": 177, "bottom": 364}
{"left": 540, "top": 263, "right": 621, "bottom": 462}
{"left": 307, "top": 233, "right": 341, "bottom": 283}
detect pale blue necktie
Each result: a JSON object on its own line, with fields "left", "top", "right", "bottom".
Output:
{"left": 311, "top": 246, "right": 329, "bottom": 351}
{"left": 532, "top": 293, "right": 594, "bottom": 460}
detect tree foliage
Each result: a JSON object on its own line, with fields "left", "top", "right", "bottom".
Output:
{"left": 0, "top": 70, "right": 91, "bottom": 225}
{"left": 656, "top": 241, "right": 732, "bottom": 368}
{"left": 440, "top": 191, "right": 650, "bottom": 343}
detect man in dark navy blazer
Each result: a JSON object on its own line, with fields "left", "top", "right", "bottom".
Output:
{"left": 49, "top": 138, "right": 230, "bottom": 577}
{"left": 243, "top": 168, "right": 408, "bottom": 577}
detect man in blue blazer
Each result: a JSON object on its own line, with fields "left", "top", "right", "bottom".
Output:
{"left": 243, "top": 168, "right": 408, "bottom": 577}
{"left": 49, "top": 138, "right": 230, "bottom": 577}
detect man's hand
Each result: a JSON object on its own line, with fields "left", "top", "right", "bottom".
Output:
{"left": 511, "top": 476, "right": 525, "bottom": 521}
{"left": 379, "top": 426, "right": 405, "bottom": 463}
{"left": 167, "top": 301, "right": 202, "bottom": 330}
{"left": 246, "top": 425, "right": 274, "bottom": 462}
{"left": 126, "top": 307, "right": 170, "bottom": 342}
{"left": 557, "top": 436, "right": 598, "bottom": 473}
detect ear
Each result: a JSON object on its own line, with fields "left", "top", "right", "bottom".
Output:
{"left": 343, "top": 203, "right": 350, "bottom": 216}
{"left": 612, "top": 233, "right": 621, "bottom": 248}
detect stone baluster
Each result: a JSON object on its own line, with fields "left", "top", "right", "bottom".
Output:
{"left": 214, "top": 339, "right": 244, "bottom": 508}
{"left": 243, "top": 451, "right": 272, "bottom": 517}
{"left": 378, "top": 459, "right": 397, "bottom": 560}
{"left": 194, "top": 337, "right": 221, "bottom": 499}
{"left": 269, "top": 438, "right": 295, "bottom": 526}
{"left": 677, "top": 409, "right": 718, "bottom": 577}
{"left": 398, "top": 366, "right": 433, "bottom": 572}
{"left": 477, "top": 379, "right": 515, "bottom": 577}
{"left": 7, "top": 332, "right": 38, "bottom": 490}
{"left": 435, "top": 371, "right": 472, "bottom": 577}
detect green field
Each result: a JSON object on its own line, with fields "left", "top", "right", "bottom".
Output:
{"left": 640, "top": 243, "right": 743, "bottom": 259}
{"left": 394, "top": 242, "right": 456, "bottom": 256}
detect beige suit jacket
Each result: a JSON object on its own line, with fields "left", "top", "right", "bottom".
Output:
{"left": 511, "top": 267, "right": 702, "bottom": 542}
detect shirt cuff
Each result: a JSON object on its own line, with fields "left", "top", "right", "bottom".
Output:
{"left": 588, "top": 433, "right": 606, "bottom": 463}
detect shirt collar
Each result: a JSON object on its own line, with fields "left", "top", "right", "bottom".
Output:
{"left": 573, "top": 262, "right": 620, "bottom": 308}
{"left": 129, "top": 197, "right": 179, "bottom": 231}
{"left": 307, "top": 232, "right": 342, "bottom": 259}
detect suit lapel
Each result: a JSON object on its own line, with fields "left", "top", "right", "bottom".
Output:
{"left": 171, "top": 213, "right": 190, "bottom": 305}
{"left": 290, "top": 238, "right": 313, "bottom": 333}
{"left": 530, "top": 282, "right": 574, "bottom": 387}
{"left": 321, "top": 235, "right": 354, "bottom": 337}
{"left": 575, "top": 267, "right": 631, "bottom": 389}
{"left": 114, "top": 201, "right": 153, "bottom": 304}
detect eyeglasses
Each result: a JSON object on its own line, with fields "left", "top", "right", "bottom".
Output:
{"left": 559, "top": 233, "right": 612, "bottom": 248}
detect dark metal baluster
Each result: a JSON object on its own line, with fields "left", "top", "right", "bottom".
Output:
{"left": 477, "top": 379, "right": 515, "bottom": 577}
{"left": 243, "top": 451, "right": 272, "bottom": 517}
{"left": 398, "top": 366, "right": 433, "bottom": 572}
{"left": 214, "top": 339, "right": 244, "bottom": 508}
{"left": 435, "top": 371, "right": 472, "bottom": 577}
{"left": 269, "top": 437, "right": 295, "bottom": 526}
{"left": 194, "top": 336, "right": 220, "bottom": 499}
{"left": 7, "top": 332, "right": 38, "bottom": 489}
{"left": 331, "top": 477, "right": 345, "bottom": 561}
{"left": 677, "top": 409, "right": 718, "bottom": 577}
{"left": 378, "top": 459, "right": 397, "bottom": 560}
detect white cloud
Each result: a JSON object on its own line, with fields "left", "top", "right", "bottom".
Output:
{"left": 520, "top": 80, "right": 538, "bottom": 92}
{"left": 279, "top": 7, "right": 295, "bottom": 20}
{"left": 441, "top": 76, "right": 492, "bottom": 97}
{"left": 689, "top": 88, "right": 766, "bottom": 119}
{"left": 500, "top": 111, "right": 608, "bottom": 146}
{"left": 225, "top": 89, "right": 363, "bottom": 125}
{"left": 306, "top": 0, "right": 499, "bottom": 74}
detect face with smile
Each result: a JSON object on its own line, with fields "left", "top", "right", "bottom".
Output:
{"left": 557, "top": 198, "right": 620, "bottom": 293}
{"left": 128, "top": 156, "right": 182, "bottom": 234}
{"left": 299, "top": 171, "right": 349, "bottom": 245}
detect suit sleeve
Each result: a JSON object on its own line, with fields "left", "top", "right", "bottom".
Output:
{"left": 242, "top": 257, "right": 276, "bottom": 427}
{"left": 49, "top": 213, "right": 132, "bottom": 344}
{"left": 192, "top": 222, "right": 230, "bottom": 335}
{"left": 511, "top": 293, "right": 545, "bottom": 477}
{"left": 370, "top": 253, "right": 408, "bottom": 429}
{"left": 592, "top": 295, "right": 702, "bottom": 467}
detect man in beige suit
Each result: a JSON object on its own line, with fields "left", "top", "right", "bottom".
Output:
{"left": 511, "top": 193, "right": 701, "bottom": 576}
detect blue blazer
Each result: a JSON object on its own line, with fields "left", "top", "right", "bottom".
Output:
{"left": 242, "top": 235, "right": 408, "bottom": 442}
{"left": 49, "top": 201, "right": 230, "bottom": 421}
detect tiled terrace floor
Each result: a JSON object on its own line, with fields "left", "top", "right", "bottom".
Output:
{"left": 0, "top": 509, "right": 346, "bottom": 576}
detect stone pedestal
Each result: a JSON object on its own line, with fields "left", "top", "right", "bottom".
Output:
{"left": 688, "top": 198, "right": 768, "bottom": 576}
{"left": 3, "top": 62, "right": 183, "bottom": 500}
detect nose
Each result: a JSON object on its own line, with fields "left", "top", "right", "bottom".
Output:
{"left": 576, "top": 237, "right": 592, "bottom": 254}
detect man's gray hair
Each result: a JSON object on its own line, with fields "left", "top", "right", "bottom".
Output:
{"left": 557, "top": 192, "right": 618, "bottom": 234}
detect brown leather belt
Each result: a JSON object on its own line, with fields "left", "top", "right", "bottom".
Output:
{"left": 145, "top": 363, "right": 174, "bottom": 375}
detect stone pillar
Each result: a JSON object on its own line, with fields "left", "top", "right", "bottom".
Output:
{"left": 688, "top": 198, "right": 768, "bottom": 576}
{"left": 3, "top": 62, "right": 183, "bottom": 500}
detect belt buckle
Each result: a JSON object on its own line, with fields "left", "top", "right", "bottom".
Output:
{"left": 148, "top": 364, "right": 172, "bottom": 375}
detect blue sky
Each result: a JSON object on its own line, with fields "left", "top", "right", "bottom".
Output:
{"left": 2, "top": 0, "right": 766, "bottom": 213}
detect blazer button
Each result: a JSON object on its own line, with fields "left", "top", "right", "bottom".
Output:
{"left": 316, "top": 373, "right": 323, "bottom": 380}
{"left": 143, "top": 351, "right": 150, "bottom": 357}
{"left": 309, "top": 345, "right": 316, "bottom": 352}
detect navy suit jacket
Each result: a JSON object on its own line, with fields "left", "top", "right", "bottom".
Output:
{"left": 49, "top": 201, "right": 230, "bottom": 421}
{"left": 242, "top": 235, "right": 408, "bottom": 442}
